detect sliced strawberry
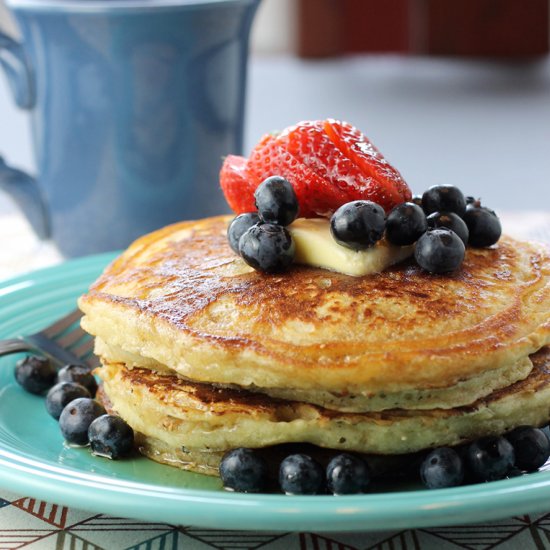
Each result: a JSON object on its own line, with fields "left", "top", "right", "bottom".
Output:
{"left": 279, "top": 121, "right": 376, "bottom": 202}
{"left": 221, "top": 120, "right": 411, "bottom": 217}
{"left": 323, "top": 119, "right": 411, "bottom": 208}
{"left": 219, "top": 155, "right": 257, "bottom": 214}
{"left": 247, "top": 133, "right": 348, "bottom": 217}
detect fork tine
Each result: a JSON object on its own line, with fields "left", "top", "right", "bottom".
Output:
{"left": 56, "top": 326, "right": 87, "bottom": 348}
{"left": 85, "top": 354, "right": 101, "bottom": 369}
{"left": 72, "top": 338, "right": 95, "bottom": 358}
{"left": 41, "top": 309, "right": 83, "bottom": 338}
{"left": 0, "top": 307, "right": 96, "bottom": 368}
{"left": 25, "top": 333, "right": 85, "bottom": 367}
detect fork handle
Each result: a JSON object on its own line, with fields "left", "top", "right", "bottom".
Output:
{"left": 0, "top": 338, "right": 32, "bottom": 357}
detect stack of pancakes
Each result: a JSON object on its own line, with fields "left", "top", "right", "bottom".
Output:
{"left": 79, "top": 216, "right": 550, "bottom": 476}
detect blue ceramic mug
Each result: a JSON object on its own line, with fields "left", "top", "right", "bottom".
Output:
{"left": 0, "top": 0, "right": 260, "bottom": 256}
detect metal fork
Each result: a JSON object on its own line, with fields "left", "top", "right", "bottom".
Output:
{"left": 0, "top": 308, "right": 99, "bottom": 369}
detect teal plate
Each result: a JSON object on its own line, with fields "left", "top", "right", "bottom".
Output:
{"left": 1, "top": 253, "right": 550, "bottom": 532}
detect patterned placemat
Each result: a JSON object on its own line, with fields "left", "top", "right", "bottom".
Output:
{"left": 1, "top": 487, "right": 550, "bottom": 549}
{"left": 1, "top": 210, "right": 549, "bottom": 549}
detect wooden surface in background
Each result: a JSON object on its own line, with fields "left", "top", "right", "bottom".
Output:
{"left": 298, "top": 0, "right": 549, "bottom": 57}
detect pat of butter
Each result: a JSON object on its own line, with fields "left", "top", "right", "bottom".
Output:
{"left": 288, "top": 218, "right": 413, "bottom": 277}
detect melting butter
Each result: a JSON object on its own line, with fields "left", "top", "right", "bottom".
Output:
{"left": 288, "top": 218, "right": 413, "bottom": 277}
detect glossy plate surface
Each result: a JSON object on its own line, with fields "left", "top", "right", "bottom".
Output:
{"left": 1, "top": 254, "right": 550, "bottom": 532}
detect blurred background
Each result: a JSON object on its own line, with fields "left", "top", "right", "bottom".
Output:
{"left": 245, "top": 0, "right": 550, "bottom": 210}
{"left": 0, "top": 0, "right": 549, "bottom": 236}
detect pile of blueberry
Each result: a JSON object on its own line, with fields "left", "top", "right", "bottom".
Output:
{"left": 220, "top": 448, "right": 371, "bottom": 495}
{"left": 421, "top": 427, "right": 550, "bottom": 489}
{"left": 228, "top": 178, "right": 502, "bottom": 275}
{"left": 228, "top": 176, "right": 298, "bottom": 273}
{"left": 14, "top": 355, "right": 134, "bottom": 458}
{"left": 220, "top": 425, "right": 550, "bottom": 495}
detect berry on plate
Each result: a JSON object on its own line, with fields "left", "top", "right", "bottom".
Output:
{"left": 59, "top": 397, "right": 106, "bottom": 446}
{"left": 15, "top": 355, "right": 56, "bottom": 395}
{"left": 420, "top": 447, "right": 464, "bottom": 489}
{"left": 88, "top": 414, "right": 135, "bottom": 459}
{"left": 415, "top": 229, "right": 465, "bottom": 274}
{"left": 279, "top": 120, "right": 406, "bottom": 212}
{"left": 466, "top": 436, "right": 515, "bottom": 481}
{"left": 330, "top": 200, "right": 386, "bottom": 250}
{"left": 220, "top": 120, "right": 411, "bottom": 218}
{"left": 386, "top": 202, "right": 427, "bottom": 246}
{"left": 227, "top": 213, "right": 260, "bottom": 254}
{"left": 422, "top": 185, "right": 467, "bottom": 218}
{"left": 505, "top": 426, "right": 550, "bottom": 472}
{"left": 219, "top": 448, "right": 268, "bottom": 493}
{"left": 239, "top": 224, "right": 295, "bottom": 273}
{"left": 247, "top": 132, "right": 348, "bottom": 218}
{"left": 46, "top": 381, "right": 91, "bottom": 420}
{"left": 219, "top": 154, "right": 257, "bottom": 214}
{"left": 279, "top": 453, "right": 325, "bottom": 495}
{"left": 426, "top": 211, "right": 469, "bottom": 246}
{"left": 323, "top": 119, "right": 411, "bottom": 207}
{"left": 463, "top": 205, "right": 502, "bottom": 247}
{"left": 254, "top": 176, "right": 298, "bottom": 226}
{"left": 57, "top": 363, "right": 98, "bottom": 396}
{"left": 326, "top": 453, "right": 370, "bottom": 495}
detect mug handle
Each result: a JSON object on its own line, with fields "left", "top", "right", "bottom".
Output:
{"left": 0, "top": 30, "right": 49, "bottom": 239}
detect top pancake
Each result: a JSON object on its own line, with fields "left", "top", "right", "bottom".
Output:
{"left": 79, "top": 215, "right": 550, "bottom": 397}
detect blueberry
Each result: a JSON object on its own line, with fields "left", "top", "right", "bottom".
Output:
{"left": 239, "top": 223, "right": 295, "bottom": 273}
{"left": 45, "top": 382, "right": 91, "bottom": 420}
{"left": 254, "top": 176, "right": 299, "bottom": 226}
{"left": 463, "top": 206, "right": 501, "bottom": 247}
{"left": 466, "top": 436, "right": 515, "bottom": 481}
{"left": 219, "top": 448, "right": 268, "bottom": 493}
{"left": 326, "top": 453, "right": 370, "bottom": 495}
{"left": 227, "top": 213, "right": 261, "bottom": 254}
{"left": 505, "top": 426, "right": 550, "bottom": 472}
{"left": 14, "top": 355, "right": 56, "bottom": 395}
{"left": 385, "top": 202, "right": 427, "bottom": 246}
{"left": 411, "top": 194, "right": 423, "bottom": 207}
{"left": 422, "top": 185, "right": 467, "bottom": 217}
{"left": 426, "top": 212, "right": 469, "bottom": 246}
{"left": 279, "top": 453, "right": 325, "bottom": 495}
{"left": 414, "top": 229, "right": 465, "bottom": 273}
{"left": 59, "top": 397, "right": 106, "bottom": 446}
{"left": 88, "top": 414, "right": 134, "bottom": 459}
{"left": 330, "top": 200, "right": 386, "bottom": 250}
{"left": 57, "top": 363, "right": 97, "bottom": 396}
{"left": 420, "top": 447, "right": 464, "bottom": 489}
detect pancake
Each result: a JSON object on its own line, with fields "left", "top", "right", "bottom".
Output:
{"left": 94, "top": 338, "right": 534, "bottom": 412}
{"left": 79, "top": 215, "right": 550, "bottom": 411}
{"left": 97, "top": 347, "right": 550, "bottom": 475}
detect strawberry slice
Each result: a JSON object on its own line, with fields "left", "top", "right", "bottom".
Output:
{"left": 278, "top": 120, "right": 410, "bottom": 212}
{"left": 323, "top": 119, "right": 411, "bottom": 207}
{"left": 219, "top": 155, "right": 256, "bottom": 214}
{"left": 279, "top": 121, "right": 374, "bottom": 199}
{"left": 220, "top": 120, "right": 411, "bottom": 217}
{"left": 247, "top": 133, "right": 348, "bottom": 217}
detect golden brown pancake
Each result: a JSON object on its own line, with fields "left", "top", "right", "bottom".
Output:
{"left": 97, "top": 347, "right": 550, "bottom": 475}
{"left": 92, "top": 339, "right": 534, "bottom": 412}
{"left": 79, "top": 216, "right": 550, "bottom": 412}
